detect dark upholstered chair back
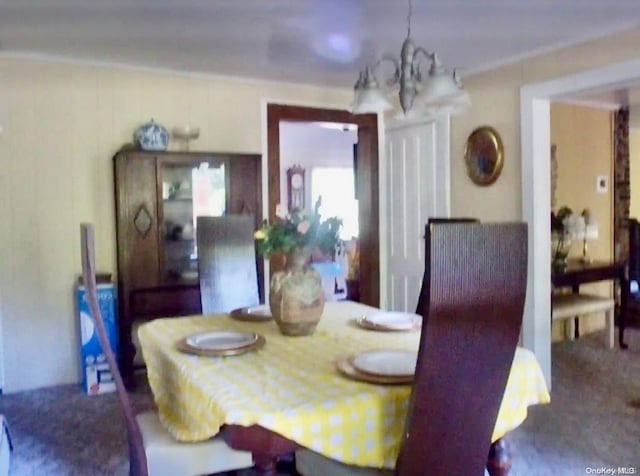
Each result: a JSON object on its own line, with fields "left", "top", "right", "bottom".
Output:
{"left": 197, "top": 215, "right": 260, "bottom": 314}
{"left": 629, "top": 218, "right": 640, "bottom": 290}
{"left": 415, "top": 217, "right": 479, "bottom": 315}
{"left": 81, "top": 224, "right": 148, "bottom": 476}
{"left": 396, "top": 222, "right": 527, "bottom": 476}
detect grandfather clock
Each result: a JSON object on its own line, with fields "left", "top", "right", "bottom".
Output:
{"left": 286, "top": 166, "right": 305, "bottom": 211}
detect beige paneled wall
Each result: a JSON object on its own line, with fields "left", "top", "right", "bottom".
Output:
{"left": 451, "top": 27, "right": 640, "bottom": 221}
{"left": 0, "top": 57, "right": 351, "bottom": 392}
{"left": 630, "top": 129, "right": 640, "bottom": 218}
{"left": 449, "top": 28, "right": 640, "bottom": 350}
{"left": 552, "top": 102, "right": 613, "bottom": 260}
{"left": 550, "top": 103, "right": 614, "bottom": 339}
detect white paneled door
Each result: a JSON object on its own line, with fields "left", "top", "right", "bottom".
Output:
{"left": 385, "top": 118, "right": 450, "bottom": 312}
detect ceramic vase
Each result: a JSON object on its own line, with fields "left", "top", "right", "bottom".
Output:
{"left": 134, "top": 119, "right": 169, "bottom": 151}
{"left": 269, "top": 248, "right": 324, "bottom": 336}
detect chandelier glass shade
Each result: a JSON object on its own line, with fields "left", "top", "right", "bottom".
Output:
{"left": 351, "top": 1, "right": 470, "bottom": 118}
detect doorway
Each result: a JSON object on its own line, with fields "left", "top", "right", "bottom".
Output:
{"left": 267, "top": 104, "right": 380, "bottom": 306}
{"left": 521, "top": 58, "right": 640, "bottom": 386}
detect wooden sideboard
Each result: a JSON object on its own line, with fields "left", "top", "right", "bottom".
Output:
{"left": 113, "top": 149, "right": 262, "bottom": 384}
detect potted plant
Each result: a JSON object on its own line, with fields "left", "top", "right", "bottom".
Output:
{"left": 254, "top": 199, "right": 342, "bottom": 336}
{"left": 551, "top": 206, "right": 573, "bottom": 271}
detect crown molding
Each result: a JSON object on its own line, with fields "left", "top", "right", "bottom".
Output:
{"left": 0, "top": 51, "right": 351, "bottom": 94}
{"left": 466, "top": 23, "right": 637, "bottom": 77}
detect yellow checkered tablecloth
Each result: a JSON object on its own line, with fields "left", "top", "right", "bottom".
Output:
{"left": 138, "top": 301, "right": 550, "bottom": 469}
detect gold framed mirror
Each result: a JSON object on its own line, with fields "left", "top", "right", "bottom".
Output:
{"left": 464, "top": 126, "right": 504, "bottom": 186}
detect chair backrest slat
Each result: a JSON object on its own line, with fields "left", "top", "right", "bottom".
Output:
{"left": 197, "top": 215, "right": 260, "bottom": 314}
{"left": 415, "top": 217, "right": 479, "bottom": 315}
{"left": 396, "top": 222, "right": 527, "bottom": 476}
{"left": 80, "top": 224, "right": 148, "bottom": 476}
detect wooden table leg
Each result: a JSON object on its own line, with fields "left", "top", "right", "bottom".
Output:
{"left": 572, "top": 283, "right": 581, "bottom": 339}
{"left": 224, "top": 424, "right": 299, "bottom": 476}
{"left": 619, "top": 274, "right": 629, "bottom": 349}
{"left": 252, "top": 453, "right": 278, "bottom": 476}
{"left": 487, "top": 437, "right": 512, "bottom": 476}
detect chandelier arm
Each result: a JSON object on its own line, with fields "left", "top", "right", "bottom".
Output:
{"left": 368, "top": 55, "right": 400, "bottom": 73}
{"left": 412, "top": 46, "right": 435, "bottom": 64}
{"left": 381, "top": 54, "right": 400, "bottom": 69}
{"left": 364, "top": 55, "right": 401, "bottom": 88}
{"left": 380, "top": 54, "right": 401, "bottom": 86}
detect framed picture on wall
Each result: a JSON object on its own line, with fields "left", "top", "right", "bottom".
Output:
{"left": 464, "top": 126, "right": 504, "bottom": 186}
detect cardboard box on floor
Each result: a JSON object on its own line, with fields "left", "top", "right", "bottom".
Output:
{"left": 0, "top": 416, "right": 11, "bottom": 476}
{"left": 76, "top": 279, "right": 118, "bottom": 395}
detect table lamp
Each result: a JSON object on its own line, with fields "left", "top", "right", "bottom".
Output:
{"left": 575, "top": 209, "right": 598, "bottom": 263}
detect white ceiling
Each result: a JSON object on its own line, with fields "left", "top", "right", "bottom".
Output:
{"left": 2, "top": 0, "right": 640, "bottom": 89}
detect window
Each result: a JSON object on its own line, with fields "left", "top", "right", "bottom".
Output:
{"left": 311, "top": 167, "right": 358, "bottom": 239}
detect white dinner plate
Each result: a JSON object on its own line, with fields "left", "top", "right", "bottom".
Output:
{"left": 230, "top": 305, "right": 272, "bottom": 322}
{"left": 185, "top": 331, "right": 258, "bottom": 351}
{"left": 350, "top": 349, "right": 418, "bottom": 377}
{"left": 362, "top": 311, "right": 421, "bottom": 330}
{"left": 243, "top": 304, "right": 271, "bottom": 317}
{"left": 336, "top": 357, "right": 413, "bottom": 385}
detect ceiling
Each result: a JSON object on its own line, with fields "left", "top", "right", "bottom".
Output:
{"left": 2, "top": 0, "right": 640, "bottom": 90}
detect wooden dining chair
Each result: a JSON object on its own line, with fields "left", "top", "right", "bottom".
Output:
{"left": 197, "top": 215, "right": 260, "bottom": 314}
{"left": 296, "top": 222, "right": 528, "bottom": 476}
{"left": 80, "top": 223, "right": 254, "bottom": 476}
{"left": 624, "top": 217, "right": 640, "bottom": 346}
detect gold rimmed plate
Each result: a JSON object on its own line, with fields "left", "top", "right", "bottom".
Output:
{"left": 336, "top": 357, "right": 413, "bottom": 385}
{"left": 229, "top": 304, "right": 272, "bottom": 322}
{"left": 349, "top": 349, "right": 417, "bottom": 378}
{"left": 355, "top": 312, "right": 421, "bottom": 332}
{"left": 355, "top": 317, "right": 421, "bottom": 332}
{"left": 362, "top": 311, "right": 421, "bottom": 331}
{"left": 177, "top": 331, "right": 265, "bottom": 357}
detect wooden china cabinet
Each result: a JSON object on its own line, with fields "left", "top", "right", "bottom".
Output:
{"left": 113, "top": 148, "right": 262, "bottom": 384}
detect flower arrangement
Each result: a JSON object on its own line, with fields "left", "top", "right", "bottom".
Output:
{"left": 254, "top": 198, "right": 343, "bottom": 259}
{"left": 551, "top": 206, "right": 572, "bottom": 234}
{"left": 551, "top": 206, "right": 573, "bottom": 266}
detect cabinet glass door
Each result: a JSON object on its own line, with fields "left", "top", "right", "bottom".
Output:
{"left": 160, "top": 160, "right": 227, "bottom": 281}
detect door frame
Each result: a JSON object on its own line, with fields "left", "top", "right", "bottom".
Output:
{"left": 521, "top": 58, "right": 640, "bottom": 387}
{"left": 266, "top": 103, "right": 380, "bottom": 306}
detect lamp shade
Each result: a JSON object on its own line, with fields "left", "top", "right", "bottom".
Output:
{"left": 419, "top": 55, "right": 466, "bottom": 107}
{"left": 584, "top": 216, "right": 599, "bottom": 239}
{"left": 582, "top": 209, "right": 599, "bottom": 239}
{"left": 420, "top": 73, "right": 467, "bottom": 107}
{"left": 351, "top": 87, "right": 392, "bottom": 114}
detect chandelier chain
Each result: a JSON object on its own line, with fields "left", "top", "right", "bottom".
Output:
{"left": 407, "top": 0, "right": 413, "bottom": 37}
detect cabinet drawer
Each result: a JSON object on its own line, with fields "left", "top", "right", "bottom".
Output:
{"left": 130, "top": 286, "right": 201, "bottom": 318}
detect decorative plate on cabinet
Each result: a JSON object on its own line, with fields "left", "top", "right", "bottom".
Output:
{"left": 134, "top": 119, "right": 169, "bottom": 151}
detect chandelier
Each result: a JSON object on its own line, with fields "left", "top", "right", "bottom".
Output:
{"left": 351, "top": 0, "right": 470, "bottom": 117}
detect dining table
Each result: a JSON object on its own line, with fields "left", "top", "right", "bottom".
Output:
{"left": 138, "top": 300, "right": 550, "bottom": 476}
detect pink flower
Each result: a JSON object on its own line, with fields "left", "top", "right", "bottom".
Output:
{"left": 297, "top": 220, "right": 310, "bottom": 234}
{"left": 275, "top": 204, "right": 288, "bottom": 220}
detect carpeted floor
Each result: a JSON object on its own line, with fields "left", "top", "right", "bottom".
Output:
{"left": 508, "top": 328, "right": 640, "bottom": 475}
{"left": 1, "top": 328, "right": 639, "bottom": 476}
